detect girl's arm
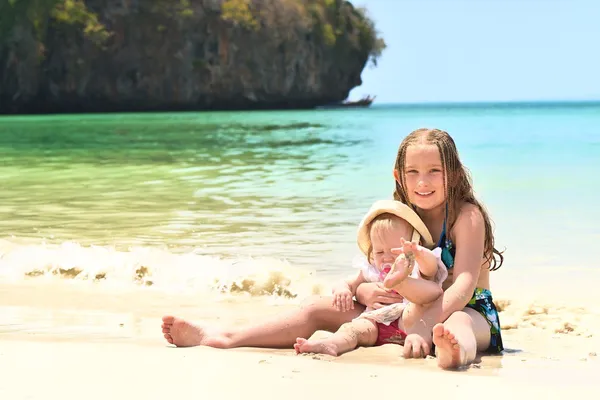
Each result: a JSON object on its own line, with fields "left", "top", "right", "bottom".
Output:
{"left": 401, "top": 204, "right": 488, "bottom": 358}
{"left": 438, "top": 204, "right": 486, "bottom": 321}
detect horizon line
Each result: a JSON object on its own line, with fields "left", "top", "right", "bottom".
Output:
{"left": 368, "top": 99, "right": 600, "bottom": 107}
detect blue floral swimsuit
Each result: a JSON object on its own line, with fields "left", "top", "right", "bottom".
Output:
{"left": 438, "top": 212, "right": 504, "bottom": 354}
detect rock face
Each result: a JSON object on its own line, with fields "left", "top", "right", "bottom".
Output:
{"left": 0, "top": 0, "right": 382, "bottom": 114}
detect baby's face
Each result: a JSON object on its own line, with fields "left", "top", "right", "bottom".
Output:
{"left": 370, "top": 222, "right": 412, "bottom": 271}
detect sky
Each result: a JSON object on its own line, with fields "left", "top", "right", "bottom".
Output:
{"left": 348, "top": 0, "right": 600, "bottom": 104}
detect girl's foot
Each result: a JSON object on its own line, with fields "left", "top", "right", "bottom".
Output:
{"left": 161, "top": 316, "right": 231, "bottom": 348}
{"left": 432, "top": 323, "right": 467, "bottom": 369}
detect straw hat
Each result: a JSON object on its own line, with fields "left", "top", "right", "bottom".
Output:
{"left": 357, "top": 200, "right": 434, "bottom": 256}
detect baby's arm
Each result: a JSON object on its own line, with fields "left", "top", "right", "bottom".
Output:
{"left": 398, "top": 239, "right": 439, "bottom": 279}
{"left": 348, "top": 270, "right": 368, "bottom": 296}
{"left": 384, "top": 241, "right": 445, "bottom": 305}
{"left": 332, "top": 270, "right": 367, "bottom": 312}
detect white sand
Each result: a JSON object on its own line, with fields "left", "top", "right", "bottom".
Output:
{"left": 1, "top": 338, "right": 598, "bottom": 400}
{"left": 1, "top": 276, "right": 600, "bottom": 399}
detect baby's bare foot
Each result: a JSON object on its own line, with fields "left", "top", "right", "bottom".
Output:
{"left": 432, "top": 323, "right": 466, "bottom": 369}
{"left": 294, "top": 337, "right": 339, "bottom": 356}
{"left": 161, "top": 316, "right": 231, "bottom": 348}
{"left": 383, "top": 255, "right": 413, "bottom": 290}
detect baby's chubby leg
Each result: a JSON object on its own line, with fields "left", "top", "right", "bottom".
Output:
{"left": 401, "top": 302, "right": 424, "bottom": 331}
{"left": 294, "top": 318, "right": 378, "bottom": 356}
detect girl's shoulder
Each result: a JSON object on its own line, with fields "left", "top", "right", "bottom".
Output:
{"left": 450, "top": 202, "right": 485, "bottom": 240}
{"left": 455, "top": 202, "right": 485, "bottom": 227}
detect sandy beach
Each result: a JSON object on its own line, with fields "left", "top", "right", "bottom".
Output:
{"left": 1, "top": 338, "right": 598, "bottom": 400}
{"left": 2, "top": 269, "right": 600, "bottom": 400}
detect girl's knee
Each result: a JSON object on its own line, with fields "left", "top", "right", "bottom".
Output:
{"left": 299, "top": 295, "right": 363, "bottom": 332}
{"left": 300, "top": 295, "right": 329, "bottom": 313}
{"left": 444, "top": 310, "right": 472, "bottom": 325}
{"left": 443, "top": 309, "right": 491, "bottom": 349}
{"left": 299, "top": 295, "right": 336, "bottom": 322}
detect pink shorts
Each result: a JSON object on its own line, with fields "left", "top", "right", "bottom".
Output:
{"left": 375, "top": 319, "right": 407, "bottom": 346}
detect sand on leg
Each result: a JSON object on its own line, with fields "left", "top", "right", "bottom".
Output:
{"left": 161, "top": 295, "right": 365, "bottom": 349}
{"left": 401, "top": 302, "right": 425, "bottom": 333}
{"left": 432, "top": 307, "right": 490, "bottom": 369}
{"left": 294, "top": 318, "right": 378, "bottom": 356}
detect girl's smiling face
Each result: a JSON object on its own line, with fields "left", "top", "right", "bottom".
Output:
{"left": 399, "top": 144, "right": 446, "bottom": 211}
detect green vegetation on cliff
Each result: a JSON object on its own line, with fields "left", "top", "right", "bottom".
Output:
{"left": 1, "top": 0, "right": 107, "bottom": 43}
{"left": 1, "top": 0, "right": 384, "bottom": 63}
{"left": 0, "top": 0, "right": 386, "bottom": 113}
{"left": 217, "top": 0, "right": 385, "bottom": 65}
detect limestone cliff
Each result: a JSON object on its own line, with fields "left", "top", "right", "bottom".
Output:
{"left": 0, "top": 0, "right": 384, "bottom": 113}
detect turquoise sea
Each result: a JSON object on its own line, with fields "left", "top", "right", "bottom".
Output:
{"left": 0, "top": 102, "right": 599, "bottom": 294}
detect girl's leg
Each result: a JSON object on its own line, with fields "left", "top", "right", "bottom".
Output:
{"left": 432, "top": 308, "right": 491, "bottom": 369}
{"left": 161, "top": 295, "right": 366, "bottom": 349}
{"left": 294, "top": 319, "right": 378, "bottom": 357}
{"left": 402, "top": 294, "right": 492, "bottom": 366}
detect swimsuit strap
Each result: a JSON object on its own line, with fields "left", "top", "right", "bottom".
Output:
{"left": 436, "top": 203, "right": 449, "bottom": 248}
{"left": 437, "top": 203, "right": 455, "bottom": 269}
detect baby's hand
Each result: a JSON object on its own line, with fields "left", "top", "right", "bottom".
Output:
{"left": 394, "top": 238, "right": 423, "bottom": 266}
{"left": 332, "top": 285, "right": 354, "bottom": 313}
{"left": 398, "top": 237, "right": 420, "bottom": 257}
{"left": 394, "top": 238, "right": 438, "bottom": 279}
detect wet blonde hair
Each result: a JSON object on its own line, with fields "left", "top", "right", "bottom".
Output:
{"left": 365, "top": 213, "right": 414, "bottom": 263}
{"left": 392, "top": 128, "right": 504, "bottom": 271}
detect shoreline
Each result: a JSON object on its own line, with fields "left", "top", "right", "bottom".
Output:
{"left": 0, "top": 101, "right": 338, "bottom": 116}
{"left": 1, "top": 99, "right": 599, "bottom": 117}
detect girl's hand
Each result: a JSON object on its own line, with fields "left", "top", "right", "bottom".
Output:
{"left": 355, "top": 282, "right": 404, "bottom": 309}
{"left": 332, "top": 286, "right": 354, "bottom": 312}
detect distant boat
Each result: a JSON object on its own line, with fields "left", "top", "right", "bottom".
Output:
{"left": 318, "top": 95, "right": 376, "bottom": 109}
